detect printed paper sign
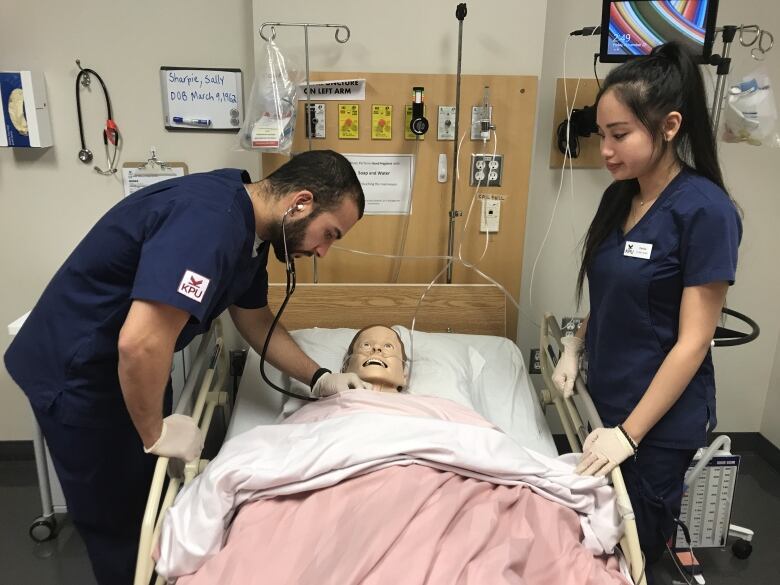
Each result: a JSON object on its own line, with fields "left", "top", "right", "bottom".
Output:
{"left": 297, "top": 79, "right": 365, "bottom": 101}
{"left": 344, "top": 154, "right": 414, "bottom": 215}
{"left": 338, "top": 104, "right": 359, "bottom": 139}
{"left": 371, "top": 105, "right": 392, "bottom": 140}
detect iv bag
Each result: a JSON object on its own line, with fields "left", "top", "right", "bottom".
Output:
{"left": 723, "top": 67, "right": 780, "bottom": 148}
{"left": 238, "top": 39, "right": 302, "bottom": 153}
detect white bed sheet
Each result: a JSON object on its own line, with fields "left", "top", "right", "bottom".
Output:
{"left": 225, "top": 329, "right": 557, "bottom": 457}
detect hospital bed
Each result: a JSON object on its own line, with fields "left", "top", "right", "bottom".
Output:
{"left": 134, "top": 283, "right": 645, "bottom": 585}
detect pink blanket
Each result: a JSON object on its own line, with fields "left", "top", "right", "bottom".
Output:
{"left": 158, "top": 391, "right": 627, "bottom": 583}
{"left": 179, "top": 464, "right": 625, "bottom": 584}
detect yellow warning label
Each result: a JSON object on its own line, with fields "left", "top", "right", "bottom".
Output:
{"left": 404, "top": 105, "right": 425, "bottom": 140}
{"left": 338, "top": 104, "right": 359, "bottom": 139}
{"left": 371, "top": 105, "right": 392, "bottom": 140}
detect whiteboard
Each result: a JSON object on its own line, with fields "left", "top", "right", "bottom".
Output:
{"left": 160, "top": 67, "right": 243, "bottom": 130}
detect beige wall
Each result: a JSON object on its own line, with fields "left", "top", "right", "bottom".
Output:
{"left": 762, "top": 328, "right": 780, "bottom": 446}
{"left": 0, "top": 0, "right": 259, "bottom": 440}
{"left": 252, "top": 0, "right": 548, "bottom": 77}
{"left": 518, "top": 0, "right": 780, "bottom": 443}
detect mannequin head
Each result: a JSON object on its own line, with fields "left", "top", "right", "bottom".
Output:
{"left": 342, "top": 325, "right": 408, "bottom": 392}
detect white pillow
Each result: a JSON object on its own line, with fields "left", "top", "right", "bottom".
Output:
{"left": 280, "top": 326, "right": 485, "bottom": 416}
{"left": 392, "top": 325, "right": 485, "bottom": 408}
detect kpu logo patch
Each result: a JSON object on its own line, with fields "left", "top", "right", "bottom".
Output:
{"left": 178, "top": 270, "right": 210, "bottom": 303}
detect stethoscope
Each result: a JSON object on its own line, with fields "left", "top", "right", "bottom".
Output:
{"left": 258, "top": 204, "right": 319, "bottom": 402}
{"left": 75, "top": 60, "right": 120, "bottom": 175}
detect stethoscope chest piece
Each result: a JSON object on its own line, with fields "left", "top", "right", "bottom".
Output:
{"left": 78, "top": 148, "right": 93, "bottom": 163}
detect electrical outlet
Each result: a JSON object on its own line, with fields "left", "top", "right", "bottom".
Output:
{"left": 229, "top": 349, "right": 248, "bottom": 377}
{"left": 529, "top": 348, "right": 542, "bottom": 374}
{"left": 561, "top": 317, "right": 584, "bottom": 336}
{"left": 470, "top": 153, "right": 503, "bottom": 186}
{"left": 480, "top": 199, "right": 501, "bottom": 232}
{"left": 437, "top": 106, "right": 456, "bottom": 140}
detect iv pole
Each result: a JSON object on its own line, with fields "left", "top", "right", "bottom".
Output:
{"left": 446, "top": 4, "right": 468, "bottom": 284}
{"left": 709, "top": 25, "right": 738, "bottom": 134}
{"left": 258, "top": 22, "right": 351, "bottom": 282}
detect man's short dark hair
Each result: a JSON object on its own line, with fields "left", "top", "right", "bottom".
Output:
{"left": 265, "top": 150, "right": 365, "bottom": 218}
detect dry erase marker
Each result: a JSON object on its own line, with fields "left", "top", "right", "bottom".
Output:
{"left": 172, "top": 116, "right": 212, "bottom": 127}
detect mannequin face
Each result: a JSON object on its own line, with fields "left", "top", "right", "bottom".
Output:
{"left": 343, "top": 326, "right": 407, "bottom": 392}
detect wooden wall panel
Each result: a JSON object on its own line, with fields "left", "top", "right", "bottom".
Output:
{"left": 262, "top": 71, "right": 537, "bottom": 336}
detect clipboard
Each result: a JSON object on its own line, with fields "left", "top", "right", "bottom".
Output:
{"left": 122, "top": 149, "right": 188, "bottom": 197}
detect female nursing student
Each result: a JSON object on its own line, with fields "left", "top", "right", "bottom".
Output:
{"left": 552, "top": 41, "right": 742, "bottom": 577}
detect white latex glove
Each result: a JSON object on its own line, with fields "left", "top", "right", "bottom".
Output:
{"left": 143, "top": 414, "right": 204, "bottom": 463}
{"left": 551, "top": 336, "right": 584, "bottom": 398}
{"left": 312, "top": 372, "right": 372, "bottom": 397}
{"left": 576, "top": 427, "right": 636, "bottom": 477}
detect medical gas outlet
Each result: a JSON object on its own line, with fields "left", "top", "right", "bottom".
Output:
{"left": 305, "top": 103, "right": 326, "bottom": 139}
{"left": 470, "top": 153, "right": 503, "bottom": 186}
{"left": 437, "top": 106, "right": 456, "bottom": 140}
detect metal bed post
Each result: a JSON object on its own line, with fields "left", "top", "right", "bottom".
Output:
{"left": 258, "top": 21, "right": 351, "bottom": 284}
{"left": 134, "top": 320, "right": 230, "bottom": 585}
{"left": 538, "top": 312, "right": 646, "bottom": 585}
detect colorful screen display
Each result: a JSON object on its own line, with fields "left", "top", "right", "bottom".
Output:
{"left": 601, "top": 1, "right": 718, "bottom": 62}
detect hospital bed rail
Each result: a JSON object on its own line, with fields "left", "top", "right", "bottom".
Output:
{"left": 538, "top": 313, "right": 646, "bottom": 585}
{"left": 134, "top": 320, "right": 230, "bottom": 585}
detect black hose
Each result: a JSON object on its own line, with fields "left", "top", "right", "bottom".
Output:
{"left": 258, "top": 257, "right": 318, "bottom": 401}
{"left": 713, "top": 307, "right": 760, "bottom": 347}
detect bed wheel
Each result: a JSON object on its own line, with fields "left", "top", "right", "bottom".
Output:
{"left": 29, "top": 516, "right": 57, "bottom": 542}
{"left": 731, "top": 538, "right": 752, "bottom": 559}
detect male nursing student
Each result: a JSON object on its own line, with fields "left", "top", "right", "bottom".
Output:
{"left": 4, "top": 149, "right": 372, "bottom": 585}
{"left": 552, "top": 43, "right": 742, "bottom": 582}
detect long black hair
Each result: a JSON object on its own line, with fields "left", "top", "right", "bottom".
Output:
{"left": 576, "top": 41, "right": 731, "bottom": 304}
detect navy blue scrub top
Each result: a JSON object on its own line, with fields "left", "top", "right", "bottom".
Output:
{"left": 5, "top": 169, "right": 270, "bottom": 428}
{"left": 585, "top": 168, "right": 742, "bottom": 449}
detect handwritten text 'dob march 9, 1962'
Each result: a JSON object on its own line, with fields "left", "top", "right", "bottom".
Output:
{"left": 168, "top": 71, "right": 237, "bottom": 104}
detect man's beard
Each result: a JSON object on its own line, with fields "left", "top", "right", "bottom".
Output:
{"left": 268, "top": 213, "right": 315, "bottom": 263}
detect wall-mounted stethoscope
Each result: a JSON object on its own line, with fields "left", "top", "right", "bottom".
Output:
{"left": 75, "top": 60, "right": 120, "bottom": 175}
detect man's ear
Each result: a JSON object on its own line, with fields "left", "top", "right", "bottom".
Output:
{"left": 290, "top": 190, "right": 314, "bottom": 217}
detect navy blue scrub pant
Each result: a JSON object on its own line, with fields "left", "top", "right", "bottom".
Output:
{"left": 32, "top": 391, "right": 171, "bottom": 585}
{"left": 620, "top": 444, "right": 696, "bottom": 583}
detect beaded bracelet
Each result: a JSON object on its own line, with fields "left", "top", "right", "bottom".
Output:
{"left": 617, "top": 424, "right": 638, "bottom": 452}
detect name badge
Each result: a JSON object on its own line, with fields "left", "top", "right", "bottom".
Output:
{"left": 624, "top": 241, "right": 653, "bottom": 260}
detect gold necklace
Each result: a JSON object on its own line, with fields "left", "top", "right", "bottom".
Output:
{"left": 628, "top": 195, "right": 655, "bottom": 231}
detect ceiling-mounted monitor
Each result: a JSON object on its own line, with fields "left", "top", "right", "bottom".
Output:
{"left": 600, "top": 0, "right": 720, "bottom": 63}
